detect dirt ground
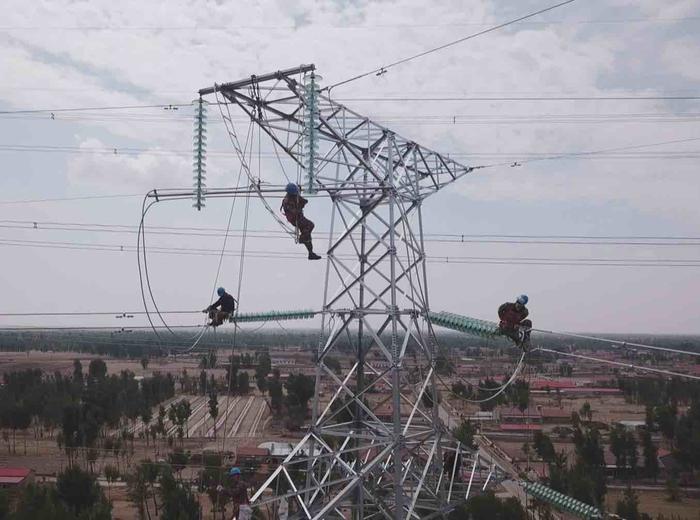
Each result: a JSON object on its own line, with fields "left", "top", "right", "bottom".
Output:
{"left": 0, "top": 350, "right": 204, "bottom": 377}
{"left": 606, "top": 488, "right": 700, "bottom": 519}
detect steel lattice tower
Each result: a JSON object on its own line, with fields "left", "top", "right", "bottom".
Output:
{"left": 198, "top": 65, "right": 496, "bottom": 520}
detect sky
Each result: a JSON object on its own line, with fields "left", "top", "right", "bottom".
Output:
{"left": 0, "top": 0, "right": 699, "bottom": 335}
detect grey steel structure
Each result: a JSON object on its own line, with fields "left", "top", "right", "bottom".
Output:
{"left": 197, "top": 65, "right": 497, "bottom": 519}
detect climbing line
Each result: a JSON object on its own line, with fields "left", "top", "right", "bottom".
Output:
{"left": 536, "top": 347, "right": 700, "bottom": 381}
{"left": 436, "top": 351, "right": 527, "bottom": 404}
{"left": 215, "top": 87, "right": 297, "bottom": 240}
{"left": 137, "top": 195, "right": 208, "bottom": 343}
{"left": 221, "top": 175, "right": 253, "bottom": 457}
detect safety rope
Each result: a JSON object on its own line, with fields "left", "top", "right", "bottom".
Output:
{"left": 220, "top": 148, "right": 253, "bottom": 459}
{"left": 215, "top": 88, "right": 298, "bottom": 240}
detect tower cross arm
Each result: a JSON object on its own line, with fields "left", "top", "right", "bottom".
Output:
{"left": 315, "top": 93, "right": 477, "bottom": 201}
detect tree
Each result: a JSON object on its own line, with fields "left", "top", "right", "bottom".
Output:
{"left": 435, "top": 347, "right": 453, "bottom": 376}
{"left": 168, "top": 400, "right": 191, "bottom": 444}
{"left": 238, "top": 371, "right": 250, "bottom": 394}
{"left": 168, "top": 449, "right": 190, "bottom": 478}
{"left": 72, "top": 359, "right": 84, "bottom": 385}
{"left": 324, "top": 356, "right": 342, "bottom": 375}
{"left": 199, "top": 370, "right": 208, "bottom": 396}
{"left": 208, "top": 390, "right": 219, "bottom": 438}
{"left": 126, "top": 464, "right": 150, "bottom": 520}
{"left": 452, "top": 419, "right": 477, "bottom": 449}
{"left": 256, "top": 372, "right": 268, "bottom": 394}
{"left": 226, "top": 363, "right": 239, "bottom": 394}
{"left": 56, "top": 466, "right": 112, "bottom": 517}
{"left": 508, "top": 379, "right": 530, "bottom": 414}
{"left": 451, "top": 381, "right": 469, "bottom": 398}
{"left": 104, "top": 464, "right": 120, "bottom": 502}
{"left": 449, "top": 491, "right": 526, "bottom": 519}
{"left": 616, "top": 486, "right": 651, "bottom": 520}
{"left": 665, "top": 476, "right": 681, "bottom": 502}
{"left": 579, "top": 402, "right": 593, "bottom": 423}
{"left": 88, "top": 359, "right": 108, "bottom": 381}
{"left": 268, "top": 378, "right": 284, "bottom": 413}
{"left": 10, "top": 485, "right": 74, "bottom": 520}
{"left": 141, "top": 408, "right": 153, "bottom": 446}
{"left": 533, "top": 431, "right": 556, "bottom": 474}
{"left": 285, "top": 374, "right": 314, "bottom": 414}
{"left": 641, "top": 429, "right": 659, "bottom": 480}
{"left": 0, "top": 489, "right": 9, "bottom": 519}
{"left": 655, "top": 404, "right": 677, "bottom": 443}
{"left": 610, "top": 425, "right": 628, "bottom": 472}
{"left": 159, "top": 467, "right": 200, "bottom": 520}
{"left": 625, "top": 430, "right": 638, "bottom": 476}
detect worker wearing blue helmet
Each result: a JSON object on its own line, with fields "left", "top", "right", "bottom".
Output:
{"left": 281, "top": 182, "right": 322, "bottom": 260}
{"left": 216, "top": 467, "right": 249, "bottom": 518}
{"left": 203, "top": 287, "right": 237, "bottom": 327}
{"left": 497, "top": 294, "right": 532, "bottom": 349}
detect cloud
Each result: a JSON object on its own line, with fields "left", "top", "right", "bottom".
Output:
{"left": 65, "top": 137, "right": 190, "bottom": 191}
{"left": 663, "top": 37, "right": 700, "bottom": 82}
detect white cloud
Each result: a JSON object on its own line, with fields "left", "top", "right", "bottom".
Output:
{"left": 663, "top": 37, "right": 700, "bottom": 82}
{"left": 2, "top": 0, "right": 700, "bottom": 332}
{"left": 66, "top": 137, "right": 190, "bottom": 190}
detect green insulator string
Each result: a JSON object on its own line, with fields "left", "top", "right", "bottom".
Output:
{"left": 302, "top": 72, "right": 321, "bottom": 194}
{"left": 193, "top": 97, "right": 208, "bottom": 211}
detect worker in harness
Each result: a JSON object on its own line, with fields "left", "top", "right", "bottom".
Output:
{"left": 203, "top": 287, "right": 236, "bottom": 327}
{"left": 498, "top": 294, "right": 532, "bottom": 350}
{"left": 216, "top": 467, "right": 250, "bottom": 520}
{"left": 281, "top": 183, "right": 322, "bottom": 260}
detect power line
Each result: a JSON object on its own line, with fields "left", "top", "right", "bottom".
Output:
{"left": 533, "top": 328, "right": 700, "bottom": 357}
{"left": 2, "top": 144, "right": 700, "bottom": 161}
{"left": 1, "top": 238, "right": 699, "bottom": 267}
{"left": 0, "top": 310, "right": 198, "bottom": 317}
{"left": 2, "top": 219, "right": 699, "bottom": 246}
{"left": 1, "top": 17, "right": 697, "bottom": 31}
{"left": 328, "top": 0, "right": 579, "bottom": 89}
{"left": 337, "top": 96, "right": 700, "bottom": 102}
{"left": 0, "top": 194, "right": 141, "bottom": 205}
{"left": 0, "top": 103, "right": 190, "bottom": 115}
{"left": 4, "top": 111, "right": 700, "bottom": 125}
{"left": 481, "top": 136, "right": 700, "bottom": 168}
{"left": 536, "top": 348, "right": 700, "bottom": 381}
{"left": 0, "top": 325, "right": 204, "bottom": 331}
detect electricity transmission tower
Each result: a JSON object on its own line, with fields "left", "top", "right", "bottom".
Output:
{"left": 192, "top": 65, "right": 496, "bottom": 519}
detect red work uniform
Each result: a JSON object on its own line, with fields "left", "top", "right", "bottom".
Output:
{"left": 281, "top": 193, "right": 315, "bottom": 246}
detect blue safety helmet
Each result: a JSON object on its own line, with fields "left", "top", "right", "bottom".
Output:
{"left": 217, "top": 287, "right": 226, "bottom": 297}
{"left": 516, "top": 294, "right": 529, "bottom": 305}
{"left": 285, "top": 182, "right": 299, "bottom": 195}
{"left": 229, "top": 467, "right": 241, "bottom": 476}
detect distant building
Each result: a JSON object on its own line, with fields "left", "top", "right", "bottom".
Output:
{"left": 0, "top": 468, "right": 34, "bottom": 488}
{"left": 499, "top": 424, "right": 542, "bottom": 433}
{"left": 537, "top": 406, "right": 572, "bottom": 425}
{"left": 235, "top": 446, "right": 270, "bottom": 466}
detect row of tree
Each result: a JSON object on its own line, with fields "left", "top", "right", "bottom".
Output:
{"left": 0, "top": 362, "right": 175, "bottom": 463}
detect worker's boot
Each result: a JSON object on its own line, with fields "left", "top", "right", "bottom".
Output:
{"left": 304, "top": 241, "right": 322, "bottom": 260}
